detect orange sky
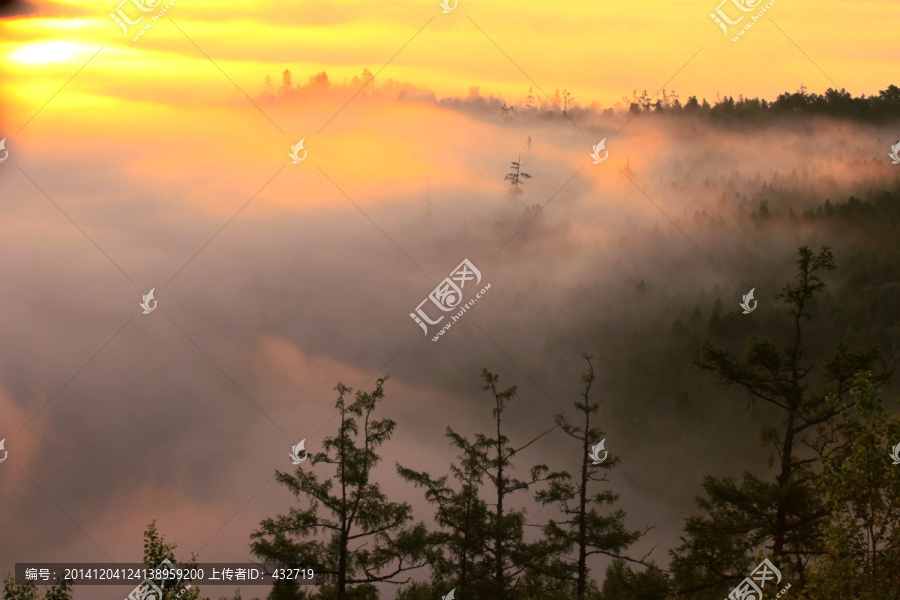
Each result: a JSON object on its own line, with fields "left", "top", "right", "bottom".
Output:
{"left": 2, "top": 0, "right": 899, "bottom": 130}
{"left": 3, "top": 0, "right": 898, "bottom": 219}
{"left": 3, "top": 0, "right": 900, "bottom": 586}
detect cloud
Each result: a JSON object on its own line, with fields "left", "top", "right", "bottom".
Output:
{"left": 0, "top": 78, "right": 896, "bottom": 598}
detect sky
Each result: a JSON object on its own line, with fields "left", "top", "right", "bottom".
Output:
{"left": 2, "top": 0, "right": 900, "bottom": 124}
{"left": 1, "top": 0, "right": 899, "bottom": 598}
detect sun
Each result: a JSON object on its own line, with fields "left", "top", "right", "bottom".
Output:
{"left": 9, "top": 40, "right": 85, "bottom": 65}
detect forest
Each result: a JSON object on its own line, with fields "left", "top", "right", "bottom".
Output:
{"left": 6, "top": 189, "right": 900, "bottom": 597}
{"left": 265, "top": 70, "right": 900, "bottom": 125}
{"left": 5, "top": 82, "right": 900, "bottom": 600}
{"left": 619, "top": 84, "right": 900, "bottom": 123}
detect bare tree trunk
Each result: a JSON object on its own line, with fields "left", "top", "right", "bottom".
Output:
{"left": 495, "top": 400, "right": 506, "bottom": 600}
{"left": 338, "top": 410, "right": 348, "bottom": 600}
{"left": 577, "top": 418, "right": 588, "bottom": 600}
{"left": 576, "top": 359, "right": 594, "bottom": 600}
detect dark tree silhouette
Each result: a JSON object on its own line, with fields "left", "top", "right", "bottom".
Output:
{"left": 671, "top": 246, "right": 895, "bottom": 597}
{"left": 504, "top": 155, "right": 532, "bottom": 196}
{"left": 535, "top": 356, "right": 654, "bottom": 600}
{"left": 252, "top": 379, "right": 427, "bottom": 600}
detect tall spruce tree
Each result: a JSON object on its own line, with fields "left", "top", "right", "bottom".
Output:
{"left": 397, "top": 439, "right": 491, "bottom": 599}
{"left": 251, "top": 378, "right": 427, "bottom": 600}
{"left": 670, "top": 246, "right": 894, "bottom": 597}
{"left": 504, "top": 156, "right": 531, "bottom": 197}
{"left": 534, "top": 356, "right": 653, "bottom": 600}
{"left": 401, "top": 369, "right": 554, "bottom": 600}
{"left": 444, "top": 369, "right": 555, "bottom": 600}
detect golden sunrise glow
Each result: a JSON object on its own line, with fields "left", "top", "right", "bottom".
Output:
{"left": 1, "top": 0, "right": 899, "bottom": 577}
{"left": 9, "top": 40, "right": 86, "bottom": 64}
{"left": 2, "top": 0, "right": 898, "bottom": 117}
{"left": 1, "top": 0, "right": 897, "bottom": 217}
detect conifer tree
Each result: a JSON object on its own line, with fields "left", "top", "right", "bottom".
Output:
{"left": 446, "top": 369, "right": 555, "bottom": 600}
{"left": 671, "top": 246, "right": 894, "bottom": 597}
{"left": 251, "top": 378, "right": 427, "bottom": 600}
{"left": 397, "top": 442, "right": 491, "bottom": 599}
{"left": 401, "top": 369, "right": 555, "bottom": 600}
{"left": 504, "top": 156, "right": 531, "bottom": 196}
{"left": 535, "top": 356, "right": 653, "bottom": 600}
